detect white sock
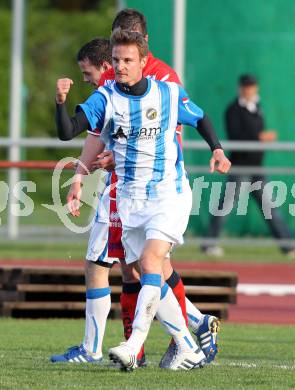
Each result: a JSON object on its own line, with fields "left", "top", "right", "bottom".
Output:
{"left": 83, "top": 287, "right": 111, "bottom": 358}
{"left": 185, "top": 297, "right": 205, "bottom": 333}
{"left": 126, "top": 274, "right": 161, "bottom": 355}
{"left": 156, "top": 284, "right": 200, "bottom": 353}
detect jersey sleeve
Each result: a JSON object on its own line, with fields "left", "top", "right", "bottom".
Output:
{"left": 76, "top": 91, "right": 107, "bottom": 136}
{"left": 177, "top": 86, "right": 204, "bottom": 126}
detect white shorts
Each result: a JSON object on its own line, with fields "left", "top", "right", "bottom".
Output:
{"left": 94, "top": 186, "right": 111, "bottom": 223}
{"left": 117, "top": 184, "right": 192, "bottom": 264}
{"left": 86, "top": 191, "right": 119, "bottom": 268}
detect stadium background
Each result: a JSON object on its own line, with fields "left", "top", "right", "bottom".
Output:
{"left": 2, "top": 0, "right": 295, "bottom": 237}
{"left": 127, "top": 0, "right": 295, "bottom": 236}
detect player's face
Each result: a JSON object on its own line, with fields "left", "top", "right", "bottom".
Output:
{"left": 239, "top": 85, "right": 258, "bottom": 102}
{"left": 78, "top": 58, "right": 104, "bottom": 87}
{"left": 112, "top": 44, "right": 147, "bottom": 86}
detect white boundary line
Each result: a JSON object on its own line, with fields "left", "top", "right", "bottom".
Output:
{"left": 238, "top": 283, "right": 295, "bottom": 296}
{"left": 212, "top": 361, "right": 295, "bottom": 370}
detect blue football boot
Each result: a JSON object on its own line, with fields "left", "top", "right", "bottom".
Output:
{"left": 194, "top": 315, "right": 220, "bottom": 363}
{"left": 50, "top": 345, "right": 103, "bottom": 363}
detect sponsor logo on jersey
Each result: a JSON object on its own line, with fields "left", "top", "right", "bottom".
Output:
{"left": 182, "top": 97, "right": 189, "bottom": 104}
{"left": 146, "top": 108, "right": 157, "bottom": 120}
{"left": 112, "top": 126, "right": 127, "bottom": 139}
{"left": 112, "top": 126, "right": 162, "bottom": 140}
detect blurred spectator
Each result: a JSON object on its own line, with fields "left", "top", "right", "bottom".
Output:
{"left": 202, "top": 74, "right": 295, "bottom": 257}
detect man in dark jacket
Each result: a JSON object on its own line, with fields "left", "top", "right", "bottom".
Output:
{"left": 202, "top": 74, "right": 295, "bottom": 257}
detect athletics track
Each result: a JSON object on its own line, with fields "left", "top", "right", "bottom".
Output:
{"left": 0, "top": 259, "right": 294, "bottom": 325}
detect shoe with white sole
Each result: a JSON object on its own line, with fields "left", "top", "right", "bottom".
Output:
{"left": 109, "top": 342, "right": 137, "bottom": 372}
{"left": 194, "top": 315, "right": 220, "bottom": 363}
{"left": 50, "top": 345, "right": 102, "bottom": 363}
{"left": 168, "top": 347, "right": 206, "bottom": 370}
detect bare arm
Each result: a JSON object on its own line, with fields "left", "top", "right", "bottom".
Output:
{"left": 67, "top": 134, "right": 105, "bottom": 216}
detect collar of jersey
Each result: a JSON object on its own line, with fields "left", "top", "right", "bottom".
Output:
{"left": 114, "top": 78, "right": 151, "bottom": 99}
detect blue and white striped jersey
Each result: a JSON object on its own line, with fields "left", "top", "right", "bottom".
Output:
{"left": 77, "top": 78, "right": 203, "bottom": 199}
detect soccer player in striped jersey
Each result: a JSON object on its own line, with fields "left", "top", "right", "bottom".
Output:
{"left": 52, "top": 10, "right": 221, "bottom": 367}
{"left": 98, "top": 9, "right": 222, "bottom": 367}
{"left": 67, "top": 29, "right": 231, "bottom": 370}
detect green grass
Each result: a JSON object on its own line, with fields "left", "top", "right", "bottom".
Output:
{"left": 0, "top": 241, "right": 293, "bottom": 264}
{"left": 0, "top": 241, "right": 86, "bottom": 261}
{"left": 0, "top": 319, "right": 294, "bottom": 390}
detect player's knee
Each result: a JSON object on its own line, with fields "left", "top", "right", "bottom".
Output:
{"left": 140, "top": 252, "right": 162, "bottom": 274}
{"left": 85, "top": 261, "right": 110, "bottom": 288}
{"left": 121, "top": 263, "right": 140, "bottom": 283}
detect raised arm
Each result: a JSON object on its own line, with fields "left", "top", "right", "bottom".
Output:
{"left": 55, "top": 78, "right": 88, "bottom": 140}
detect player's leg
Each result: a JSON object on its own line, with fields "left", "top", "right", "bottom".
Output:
{"left": 109, "top": 238, "right": 169, "bottom": 370}
{"left": 160, "top": 260, "right": 220, "bottom": 366}
{"left": 163, "top": 259, "right": 210, "bottom": 328}
{"left": 156, "top": 282, "right": 206, "bottom": 370}
{"left": 119, "top": 259, "right": 146, "bottom": 366}
{"left": 163, "top": 260, "right": 188, "bottom": 324}
{"left": 147, "top": 187, "right": 206, "bottom": 369}
{"left": 108, "top": 184, "right": 147, "bottom": 365}
{"left": 51, "top": 219, "right": 115, "bottom": 363}
{"left": 136, "top": 239, "right": 205, "bottom": 371}
{"left": 119, "top": 239, "right": 167, "bottom": 352}
{"left": 164, "top": 263, "right": 210, "bottom": 329}
{"left": 83, "top": 261, "right": 111, "bottom": 358}
{"left": 120, "top": 260, "right": 141, "bottom": 342}
{"left": 110, "top": 190, "right": 206, "bottom": 370}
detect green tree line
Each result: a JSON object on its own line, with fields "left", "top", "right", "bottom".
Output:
{"left": 0, "top": 0, "right": 115, "bottom": 161}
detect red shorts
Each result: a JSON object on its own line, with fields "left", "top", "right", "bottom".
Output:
{"left": 107, "top": 171, "right": 125, "bottom": 259}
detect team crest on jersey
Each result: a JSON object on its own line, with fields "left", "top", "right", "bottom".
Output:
{"left": 146, "top": 108, "right": 157, "bottom": 120}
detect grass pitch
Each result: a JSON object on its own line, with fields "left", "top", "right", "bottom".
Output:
{"left": 0, "top": 319, "right": 294, "bottom": 390}
{"left": 0, "top": 241, "right": 293, "bottom": 263}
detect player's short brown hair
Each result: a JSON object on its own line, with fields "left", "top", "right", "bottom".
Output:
{"left": 112, "top": 8, "right": 147, "bottom": 36}
{"left": 76, "top": 38, "right": 111, "bottom": 67}
{"left": 110, "top": 28, "right": 148, "bottom": 59}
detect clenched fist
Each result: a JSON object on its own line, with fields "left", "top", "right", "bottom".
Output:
{"left": 56, "top": 78, "right": 74, "bottom": 104}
